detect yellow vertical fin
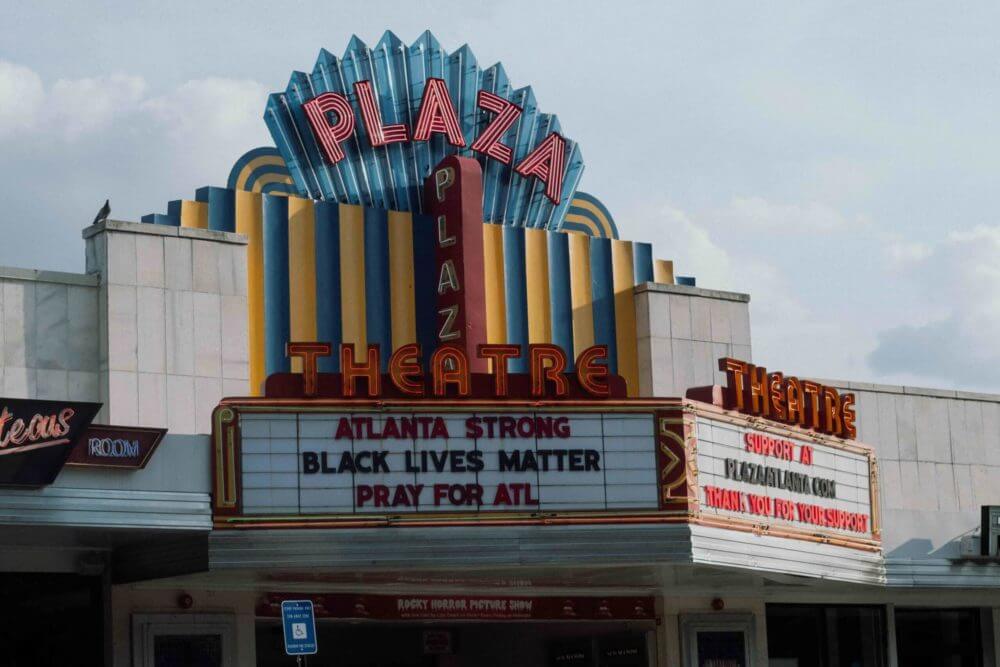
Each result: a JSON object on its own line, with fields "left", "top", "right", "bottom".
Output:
{"left": 388, "top": 211, "right": 416, "bottom": 349}
{"left": 525, "top": 228, "right": 552, "bottom": 344}
{"left": 612, "top": 239, "right": 639, "bottom": 396}
{"left": 287, "top": 197, "right": 317, "bottom": 373}
{"left": 339, "top": 204, "right": 367, "bottom": 352}
{"left": 235, "top": 190, "right": 264, "bottom": 394}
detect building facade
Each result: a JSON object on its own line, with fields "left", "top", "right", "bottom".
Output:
{"left": 0, "top": 30, "right": 998, "bottom": 667}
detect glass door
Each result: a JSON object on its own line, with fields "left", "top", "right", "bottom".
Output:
{"left": 132, "top": 614, "right": 234, "bottom": 667}
{"left": 680, "top": 614, "right": 755, "bottom": 667}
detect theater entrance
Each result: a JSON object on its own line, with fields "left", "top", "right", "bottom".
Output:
{"left": 0, "top": 572, "right": 105, "bottom": 666}
{"left": 254, "top": 593, "right": 657, "bottom": 667}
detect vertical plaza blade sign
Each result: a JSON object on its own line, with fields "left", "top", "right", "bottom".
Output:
{"left": 427, "top": 156, "right": 487, "bottom": 368}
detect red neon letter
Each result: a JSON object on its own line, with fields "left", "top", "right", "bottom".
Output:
{"left": 303, "top": 92, "right": 356, "bottom": 164}
{"left": 768, "top": 372, "right": 787, "bottom": 421}
{"left": 353, "top": 80, "right": 409, "bottom": 147}
{"left": 341, "top": 344, "right": 381, "bottom": 397}
{"left": 286, "top": 342, "right": 332, "bottom": 397}
{"left": 529, "top": 344, "right": 568, "bottom": 397}
{"left": 800, "top": 380, "right": 822, "bottom": 430}
{"left": 747, "top": 364, "right": 771, "bottom": 416}
{"left": 470, "top": 91, "right": 521, "bottom": 164}
{"left": 388, "top": 344, "right": 424, "bottom": 396}
{"left": 514, "top": 132, "right": 566, "bottom": 204}
{"left": 841, "top": 393, "right": 857, "bottom": 439}
{"left": 575, "top": 345, "right": 610, "bottom": 397}
{"left": 719, "top": 358, "right": 750, "bottom": 411}
{"left": 785, "top": 377, "right": 804, "bottom": 425}
{"left": 431, "top": 346, "right": 470, "bottom": 397}
{"left": 477, "top": 344, "right": 520, "bottom": 397}
{"left": 413, "top": 78, "right": 466, "bottom": 147}
{"left": 821, "top": 386, "right": 843, "bottom": 435}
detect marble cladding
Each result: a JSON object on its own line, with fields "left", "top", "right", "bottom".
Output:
{"left": 84, "top": 221, "right": 249, "bottom": 433}
{"left": 635, "top": 283, "right": 752, "bottom": 397}
{"left": 830, "top": 383, "right": 1000, "bottom": 516}
{"left": 815, "top": 380, "right": 1000, "bottom": 557}
{"left": 0, "top": 221, "right": 256, "bottom": 434}
{"left": 0, "top": 271, "right": 100, "bottom": 403}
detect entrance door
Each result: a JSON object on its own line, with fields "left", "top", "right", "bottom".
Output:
{"left": 680, "top": 614, "right": 755, "bottom": 667}
{"left": 132, "top": 614, "right": 235, "bottom": 667}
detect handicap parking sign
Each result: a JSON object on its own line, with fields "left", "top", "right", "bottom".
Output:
{"left": 281, "top": 600, "right": 318, "bottom": 656}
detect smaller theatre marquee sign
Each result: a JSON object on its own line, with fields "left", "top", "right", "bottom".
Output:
{"left": 212, "top": 345, "right": 879, "bottom": 552}
{"left": 674, "top": 405, "right": 879, "bottom": 547}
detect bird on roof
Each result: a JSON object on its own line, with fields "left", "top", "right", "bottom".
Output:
{"left": 92, "top": 199, "right": 111, "bottom": 225}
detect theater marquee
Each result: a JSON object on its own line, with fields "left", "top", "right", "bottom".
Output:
{"left": 687, "top": 405, "right": 879, "bottom": 547}
{"left": 219, "top": 407, "right": 658, "bottom": 517}
{"left": 211, "top": 344, "right": 879, "bottom": 552}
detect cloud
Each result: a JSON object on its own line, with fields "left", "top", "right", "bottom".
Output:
{"left": 0, "top": 62, "right": 149, "bottom": 140}
{"left": 627, "top": 200, "right": 876, "bottom": 381}
{"left": 141, "top": 77, "right": 271, "bottom": 184}
{"left": 869, "top": 321, "right": 978, "bottom": 382}
{"left": 713, "top": 196, "right": 869, "bottom": 234}
{"left": 884, "top": 239, "right": 932, "bottom": 267}
{"left": 619, "top": 196, "right": 1000, "bottom": 391}
{"left": 868, "top": 225, "right": 1000, "bottom": 388}
{"left": 0, "top": 61, "right": 270, "bottom": 271}
{"left": 0, "top": 61, "right": 44, "bottom": 137}
{"left": 143, "top": 77, "right": 269, "bottom": 144}
{"left": 649, "top": 204, "right": 735, "bottom": 288}
{"left": 0, "top": 60, "right": 268, "bottom": 151}
{"left": 45, "top": 74, "right": 147, "bottom": 139}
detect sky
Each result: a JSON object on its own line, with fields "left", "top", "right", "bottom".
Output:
{"left": 1, "top": 1, "right": 998, "bottom": 392}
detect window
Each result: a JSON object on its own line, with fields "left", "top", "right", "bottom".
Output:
{"left": 894, "top": 608, "right": 982, "bottom": 667}
{"left": 680, "top": 614, "right": 754, "bottom": 667}
{"left": 132, "top": 614, "right": 235, "bottom": 667}
{"left": 766, "top": 605, "right": 886, "bottom": 667}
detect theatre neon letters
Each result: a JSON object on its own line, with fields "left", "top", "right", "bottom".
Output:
{"left": 284, "top": 342, "right": 613, "bottom": 399}
{"left": 718, "top": 357, "right": 857, "bottom": 439}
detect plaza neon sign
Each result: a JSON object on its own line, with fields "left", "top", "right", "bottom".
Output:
{"left": 304, "top": 78, "right": 567, "bottom": 204}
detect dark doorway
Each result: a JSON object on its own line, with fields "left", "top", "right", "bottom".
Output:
{"left": 766, "top": 604, "right": 886, "bottom": 667}
{"left": 0, "top": 572, "right": 104, "bottom": 666}
{"left": 894, "top": 608, "right": 983, "bottom": 667}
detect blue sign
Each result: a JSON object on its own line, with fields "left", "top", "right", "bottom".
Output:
{"left": 281, "top": 599, "right": 318, "bottom": 656}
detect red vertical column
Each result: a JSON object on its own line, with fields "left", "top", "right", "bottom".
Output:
{"left": 424, "top": 156, "right": 488, "bottom": 373}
